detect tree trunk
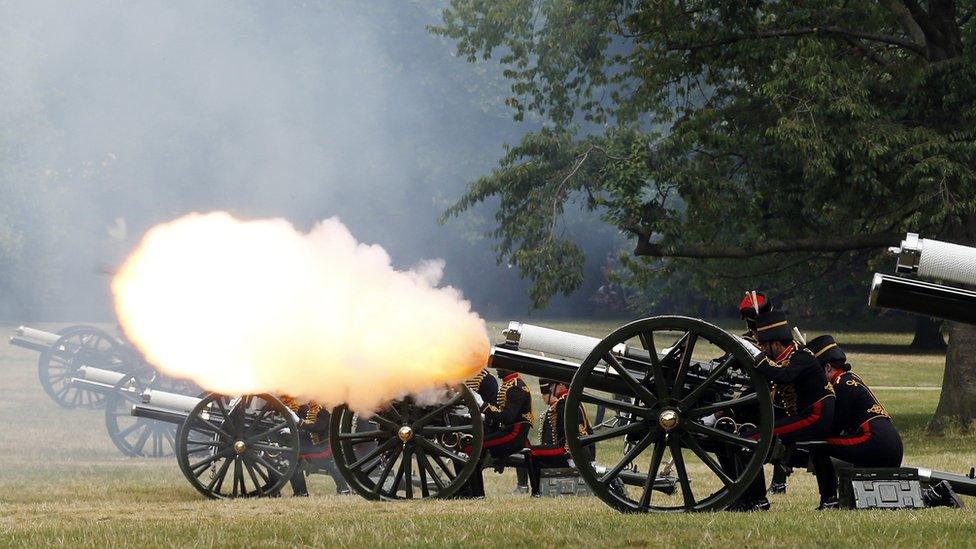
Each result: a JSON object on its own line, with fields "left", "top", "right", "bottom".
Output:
{"left": 928, "top": 322, "right": 976, "bottom": 434}
{"left": 909, "top": 316, "right": 946, "bottom": 351}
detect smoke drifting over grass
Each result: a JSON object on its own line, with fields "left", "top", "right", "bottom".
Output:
{"left": 112, "top": 212, "right": 488, "bottom": 412}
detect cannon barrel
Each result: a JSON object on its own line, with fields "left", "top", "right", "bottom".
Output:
{"left": 68, "top": 366, "right": 130, "bottom": 394}
{"left": 916, "top": 467, "right": 976, "bottom": 497}
{"left": 504, "top": 321, "right": 652, "bottom": 362}
{"left": 8, "top": 326, "right": 60, "bottom": 352}
{"left": 490, "top": 347, "right": 629, "bottom": 394}
{"left": 892, "top": 233, "right": 976, "bottom": 287}
{"left": 868, "top": 274, "right": 976, "bottom": 325}
{"left": 141, "top": 388, "right": 203, "bottom": 414}
{"left": 14, "top": 326, "right": 62, "bottom": 346}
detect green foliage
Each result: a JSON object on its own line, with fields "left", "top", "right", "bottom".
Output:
{"left": 435, "top": 1, "right": 976, "bottom": 311}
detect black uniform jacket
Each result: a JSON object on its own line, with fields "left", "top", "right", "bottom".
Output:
{"left": 829, "top": 370, "right": 891, "bottom": 435}
{"left": 466, "top": 368, "right": 499, "bottom": 407}
{"left": 482, "top": 373, "right": 533, "bottom": 428}
{"left": 533, "top": 394, "right": 594, "bottom": 459}
{"left": 280, "top": 396, "right": 329, "bottom": 444}
{"left": 758, "top": 344, "right": 834, "bottom": 416}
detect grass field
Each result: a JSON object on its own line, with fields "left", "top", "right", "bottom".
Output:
{"left": 1, "top": 321, "right": 975, "bottom": 547}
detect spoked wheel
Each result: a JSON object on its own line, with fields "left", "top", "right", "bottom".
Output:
{"left": 37, "top": 326, "right": 127, "bottom": 409}
{"left": 104, "top": 371, "right": 195, "bottom": 457}
{"left": 176, "top": 393, "right": 299, "bottom": 499}
{"left": 565, "top": 316, "right": 774, "bottom": 513}
{"left": 330, "top": 384, "right": 484, "bottom": 500}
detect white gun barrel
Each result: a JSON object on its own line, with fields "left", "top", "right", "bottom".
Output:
{"left": 504, "top": 322, "right": 608, "bottom": 361}
{"left": 76, "top": 366, "right": 126, "bottom": 386}
{"left": 893, "top": 233, "right": 976, "bottom": 287}
{"left": 14, "top": 326, "right": 62, "bottom": 346}
{"left": 141, "top": 389, "right": 202, "bottom": 414}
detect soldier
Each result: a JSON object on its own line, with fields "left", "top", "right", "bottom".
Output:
{"left": 806, "top": 335, "right": 910, "bottom": 508}
{"left": 278, "top": 395, "right": 350, "bottom": 496}
{"left": 467, "top": 368, "right": 529, "bottom": 492}
{"left": 526, "top": 379, "right": 594, "bottom": 497}
{"left": 729, "top": 310, "right": 836, "bottom": 511}
{"left": 462, "top": 367, "right": 534, "bottom": 498}
{"left": 466, "top": 367, "right": 498, "bottom": 409}
{"left": 738, "top": 291, "right": 773, "bottom": 345}
{"left": 736, "top": 291, "right": 790, "bottom": 494}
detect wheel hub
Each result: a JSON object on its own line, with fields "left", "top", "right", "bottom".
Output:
{"left": 397, "top": 425, "right": 414, "bottom": 442}
{"left": 233, "top": 440, "right": 246, "bottom": 454}
{"left": 658, "top": 409, "right": 680, "bottom": 431}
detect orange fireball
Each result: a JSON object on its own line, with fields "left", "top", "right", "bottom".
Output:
{"left": 112, "top": 212, "right": 489, "bottom": 413}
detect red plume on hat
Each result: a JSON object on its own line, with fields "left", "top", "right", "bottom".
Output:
{"left": 738, "top": 291, "right": 772, "bottom": 319}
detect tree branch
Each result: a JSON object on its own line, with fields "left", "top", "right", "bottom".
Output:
{"left": 669, "top": 26, "right": 927, "bottom": 56}
{"left": 631, "top": 232, "right": 901, "bottom": 258}
{"left": 876, "top": 0, "right": 927, "bottom": 47}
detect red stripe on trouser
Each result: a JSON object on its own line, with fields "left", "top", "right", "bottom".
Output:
{"left": 774, "top": 401, "right": 823, "bottom": 437}
{"left": 483, "top": 423, "right": 523, "bottom": 448}
{"left": 300, "top": 447, "right": 333, "bottom": 459}
{"left": 530, "top": 446, "right": 566, "bottom": 457}
{"left": 827, "top": 421, "right": 872, "bottom": 446}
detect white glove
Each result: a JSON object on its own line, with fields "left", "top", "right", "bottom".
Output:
{"left": 287, "top": 409, "right": 301, "bottom": 425}
{"left": 472, "top": 392, "right": 484, "bottom": 408}
{"left": 279, "top": 427, "right": 291, "bottom": 436}
{"left": 702, "top": 414, "right": 718, "bottom": 427}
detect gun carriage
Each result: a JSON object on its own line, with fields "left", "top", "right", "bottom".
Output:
{"left": 130, "top": 387, "right": 481, "bottom": 499}
{"left": 10, "top": 325, "right": 137, "bottom": 409}
{"left": 9, "top": 325, "right": 197, "bottom": 457}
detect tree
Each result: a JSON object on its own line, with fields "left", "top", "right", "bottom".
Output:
{"left": 433, "top": 1, "right": 976, "bottom": 430}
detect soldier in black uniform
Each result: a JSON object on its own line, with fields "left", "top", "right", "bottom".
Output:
{"left": 278, "top": 395, "right": 350, "bottom": 496}
{"left": 729, "top": 311, "right": 836, "bottom": 511}
{"left": 461, "top": 367, "right": 534, "bottom": 498}
{"left": 527, "top": 379, "right": 593, "bottom": 496}
{"left": 466, "top": 368, "right": 498, "bottom": 409}
{"left": 467, "top": 368, "right": 529, "bottom": 493}
{"left": 738, "top": 291, "right": 772, "bottom": 345}
{"left": 806, "top": 335, "right": 905, "bottom": 509}
{"left": 737, "top": 291, "right": 790, "bottom": 493}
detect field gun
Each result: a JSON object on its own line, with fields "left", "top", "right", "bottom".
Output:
{"left": 9, "top": 324, "right": 138, "bottom": 409}
{"left": 7, "top": 324, "right": 198, "bottom": 457}
{"left": 329, "top": 316, "right": 774, "bottom": 512}
{"left": 869, "top": 232, "right": 976, "bottom": 324}
{"left": 66, "top": 365, "right": 197, "bottom": 458}
{"left": 867, "top": 232, "right": 976, "bottom": 501}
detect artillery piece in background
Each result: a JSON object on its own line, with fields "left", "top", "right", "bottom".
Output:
{"left": 131, "top": 388, "right": 452, "bottom": 499}
{"left": 9, "top": 325, "right": 198, "bottom": 457}
{"left": 10, "top": 325, "right": 137, "bottom": 409}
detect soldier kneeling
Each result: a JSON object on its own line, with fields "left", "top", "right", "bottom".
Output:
{"left": 527, "top": 379, "right": 594, "bottom": 497}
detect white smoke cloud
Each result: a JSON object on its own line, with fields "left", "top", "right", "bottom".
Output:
{"left": 112, "top": 211, "right": 489, "bottom": 413}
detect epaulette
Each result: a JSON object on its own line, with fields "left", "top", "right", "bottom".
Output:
{"left": 465, "top": 369, "right": 487, "bottom": 391}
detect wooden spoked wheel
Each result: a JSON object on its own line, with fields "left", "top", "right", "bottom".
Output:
{"left": 565, "top": 316, "right": 774, "bottom": 513}
{"left": 37, "top": 326, "right": 126, "bottom": 409}
{"left": 104, "top": 371, "right": 195, "bottom": 458}
{"left": 330, "top": 384, "right": 484, "bottom": 500}
{"left": 176, "top": 393, "right": 300, "bottom": 499}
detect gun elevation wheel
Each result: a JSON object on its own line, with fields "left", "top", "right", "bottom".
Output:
{"left": 38, "top": 326, "right": 126, "bottom": 409}
{"left": 565, "top": 316, "right": 774, "bottom": 513}
{"left": 330, "top": 384, "right": 484, "bottom": 500}
{"left": 176, "top": 393, "right": 300, "bottom": 499}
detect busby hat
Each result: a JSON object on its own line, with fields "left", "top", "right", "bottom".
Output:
{"left": 738, "top": 291, "right": 772, "bottom": 320}
{"left": 807, "top": 335, "right": 848, "bottom": 369}
{"left": 755, "top": 310, "right": 792, "bottom": 342}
